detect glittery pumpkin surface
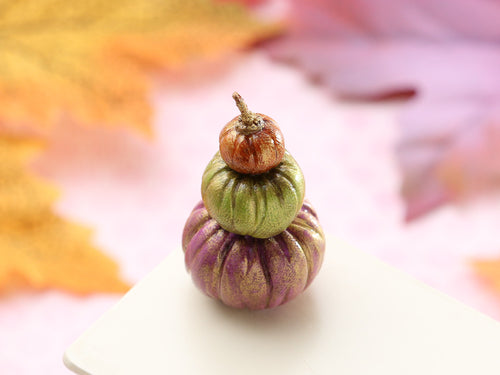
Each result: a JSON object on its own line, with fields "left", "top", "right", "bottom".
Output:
{"left": 182, "top": 200, "right": 325, "bottom": 310}
{"left": 219, "top": 113, "right": 285, "bottom": 174}
{"left": 201, "top": 150, "right": 305, "bottom": 238}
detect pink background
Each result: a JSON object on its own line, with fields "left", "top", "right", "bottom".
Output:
{"left": 1, "top": 52, "right": 500, "bottom": 373}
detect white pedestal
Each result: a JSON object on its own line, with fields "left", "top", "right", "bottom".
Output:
{"left": 64, "top": 238, "right": 500, "bottom": 374}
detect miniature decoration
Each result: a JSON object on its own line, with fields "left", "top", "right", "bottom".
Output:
{"left": 182, "top": 93, "right": 325, "bottom": 309}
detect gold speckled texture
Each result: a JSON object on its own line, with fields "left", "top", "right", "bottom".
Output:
{"left": 219, "top": 114, "right": 285, "bottom": 174}
{"left": 182, "top": 200, "right": 325, "bottom": 310}
{"left": 201, "top": 150, "right": 305, "bottom": 238}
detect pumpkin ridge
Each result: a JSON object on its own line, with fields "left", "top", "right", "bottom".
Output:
{"left": 230, "top": 176, "right": 243, "bottom": 228}
{"left": 231, "top": 135, "right": 246, "bottom": 162}
{"left": 301, "top": 200, "right": 317, "bottom": 218}
{"left": 297, "top": 199, "right": 316, "bottom": 218}
{"left": 270, "top": 133, "right": 279, "bottom": 161}
{"left": 264, "top": 237, "right": 287, "bottom": 308}
{"left": 186, "top": 219, "right": 219, "bottom": 254}
{"left": 256, "top": 239, "right": 273, "bottom": 307}
{"left": 216, "top": 232, "right": 239, "bottom": 298}
{"left": 266, "top": 173, "right": 285, "bottom": 206}
{"left": 212, "top": 172, "right": 233, "bottom": 212}
{"left": 279, "top": 229, "right": 309, "bottom": 303}
{"left": 182, "top": 208, "right": 210, "bottom": 252}
{"left": 187, "top": 223, "right": 221, "bottom": 269}
{"left": 286, "top": 227, "right": 313, "bottom": 287}
{"left": 291, "top": 212, "right": 322, "bottom": 234}
{"left": 203, "top": 162, "right": 227, "bottom": 189}
{"left": 251, "top": 178, "right": 268, "bottom": 237}
{"left": 246, "top": 134, "right": 258, "bottom": 172}
{"left": 274, "top": 171, "right": 299, "bottom": 208}
{"left": 292, "top": 219, "right": 320, "bottom": 235}
{"left": 251, "top": 178, "right": 260, "bottom": 230}
{"left": 280, "top": 166, "right": 303, "bottom": 199}
{"left": 290, "top": 218, "right": 325, "bottom": 288}
{"left": 295, "top": 210, "right": 321, "bottom": 232}
{"left": 219, "top": 125, "right": 233, "bottom": 140}
{"left": 275, "top": 233, "right": 292, "bottom": 262}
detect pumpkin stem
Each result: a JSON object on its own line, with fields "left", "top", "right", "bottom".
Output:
{"left": 232, "top": 92, "right": 264, "bottom": 134}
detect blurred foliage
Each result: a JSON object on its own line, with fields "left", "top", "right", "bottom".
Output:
{"left": 0, "top": 137, "right": 130, "bottom": 294}
{"left": 0, "top": 0, "right": 277, "bottom": 294}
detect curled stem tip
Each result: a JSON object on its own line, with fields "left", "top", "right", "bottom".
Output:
{"left": 232, "top": 92, "right": 249, "bottom": 116}
{"left": 232, "top": 92, "right": 263, "bottom": 133}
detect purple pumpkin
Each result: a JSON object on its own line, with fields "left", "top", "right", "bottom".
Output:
{"left": 182, "top": 200, "right": 325, "bottom": 310}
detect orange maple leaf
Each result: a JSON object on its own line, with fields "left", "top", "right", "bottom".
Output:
{"left": 0, "top": 136, "right": 129, "bottom": 294}
{"left": 0, "top": 0, "right": 278, "bottom": 134}
{"left": 0, "top": 0, "right": 279, "bottom": 295}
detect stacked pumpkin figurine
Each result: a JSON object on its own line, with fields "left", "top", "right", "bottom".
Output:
{"left": 182, "top": 93, "right": 325, "bottom": 310}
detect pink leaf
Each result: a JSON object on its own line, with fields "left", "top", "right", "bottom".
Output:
{"left": 267, "top": 0, "right": 500, "bottom": 220}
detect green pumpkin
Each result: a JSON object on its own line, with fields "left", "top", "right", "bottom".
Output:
{"left": 201, "top": 150, "right": 305, "bottom": 238}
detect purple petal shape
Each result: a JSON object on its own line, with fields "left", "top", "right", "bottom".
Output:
{"left": 267, "top": 0, "right": 500, "bottom": 219}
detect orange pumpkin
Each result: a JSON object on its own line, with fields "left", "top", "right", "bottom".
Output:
{"left": 219, "top": 93, "right": 285, "bottom": 174}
